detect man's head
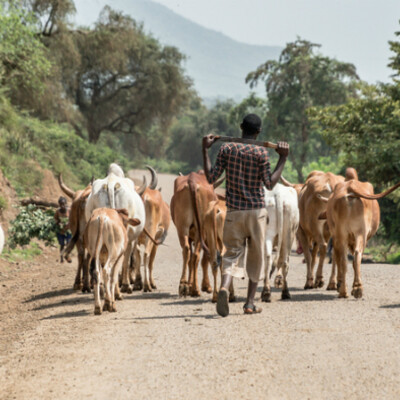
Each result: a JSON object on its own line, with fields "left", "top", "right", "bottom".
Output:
{"left": 240, "top": 114, "right": 262, "bottom": 137}
{"left": 58, "top": 196, "right": 67, "bottom": 209}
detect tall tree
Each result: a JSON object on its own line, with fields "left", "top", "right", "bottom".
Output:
{"left": 70, "top": 6, "right": 191, "bottom": 143}
{"left": 246, "top": 38, "right": 359, "bottom": 182}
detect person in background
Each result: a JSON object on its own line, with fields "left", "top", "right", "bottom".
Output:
{"left": 54, "top": 196, "right": 72, "bottom": 263}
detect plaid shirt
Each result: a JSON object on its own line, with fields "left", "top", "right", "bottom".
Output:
{"left": 208, "top": 143, "right": 272, "bottom": 210}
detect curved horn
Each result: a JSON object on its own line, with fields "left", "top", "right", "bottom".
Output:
{"left": 317, "top": 194, "right": 329, "bottom": 203}
{"left": 213, "top": 176, "right": 225, "bottom": 188}
{"left": 349, "top": 182, "right": 400, "bottom": 200}
{"left": 136, "top": 175, "right": 147, "bottom": 196}
{"left": 280, "top": 176, "right": 295, "bottom": 188}
{"left": 90, "top": 175, "right": 95, "bottom": 185}
{"left": 58, "top": 174, "right": 75, "bottom": 199}
{"left": 146, "top": 165, "right": 158, "bottom": 190}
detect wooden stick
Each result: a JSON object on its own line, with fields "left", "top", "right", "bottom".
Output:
{"left": 214, "top": 136, "right": 278, "bottom": 149}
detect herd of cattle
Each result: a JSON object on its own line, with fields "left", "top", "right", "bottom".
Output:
{"left": 56, "top": 163, "right": 399, "bottom": 315}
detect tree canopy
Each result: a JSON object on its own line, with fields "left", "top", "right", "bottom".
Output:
{"left": 246, "top": 38, "right": 359, "bottom": 182}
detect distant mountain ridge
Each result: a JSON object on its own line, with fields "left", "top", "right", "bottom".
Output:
{"left": 74, "top": 0, "right": 282, "bottom": 100}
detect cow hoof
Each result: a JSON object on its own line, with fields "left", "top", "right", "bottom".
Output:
{"left": 338, "top": 292, "right": 349, "bottom": 299}
{"left": 201, "top": 285, "right": 212, "bottom": 294}
{"left": 304, "top": 282, "right": 314, "bottom": 290}
{"left": 110, "top": 302, "right": 117, "bottom": 312}
{"left": 143, "top": 285, "right": 152, "bottom": 293}
{"left": 73, "top": 282, "right": 82, "bottom": 291}
{"left": 133, "top": 282, "right": 143, "bottom": 291}
{"left": 281, "top": 290, "right": 291, "bottom": 300}
{"left": 229, "top": 294, "right": 237, "bottom": 303}
{"left": 190, "top": 289, "right": 201, "bottom": 297}
{"left": 115, "top": 293, "right": 123, "bottom": 301}
{"left": 94, "top": 306, "right": 102, "bottom": 315}
{"left": 103, "top": 301, "right": 111, "bottom": 312}
{"left": 326, "top": 282, "right": 337, "bottom": 291}
{"left": 261, "top": 289, "right": 271, "bottom": 303}
{"left": 351, "top": 287, "right": 363, "bottom": 299}
{"left": 212, "top": 294, "right": 218, "bottom": 303}
{"left": 120, "top": 284, "right": 132, "bottom": 294}
{"left": 151, "top": 283, "right": 157, "bottom": 289}
{"left": 82, "top": 286, "right": 91, "bottom": 294}
{"left": 179, "top": 283, "right": 188, "bottom": 297}
{"left": 274, "top": 275, "right": 283, "bottom": 289}
{"left": 314, "top": 279, "right": 324, "bottom": 289}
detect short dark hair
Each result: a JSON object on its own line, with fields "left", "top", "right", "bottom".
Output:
{"left": 241, "top": 114, "right": 262, "bottom": 135}
{"left": 58, "top": 196, "right": 67, "bottom": 205}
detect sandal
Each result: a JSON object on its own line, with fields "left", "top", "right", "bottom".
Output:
{"left": 216, "top": 288, "right": 229, "bottom": 317}
{"left": 243, "top": 303, "right": 262, "bottom": 315}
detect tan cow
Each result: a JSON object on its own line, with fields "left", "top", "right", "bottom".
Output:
{"left": 133, "top": 183, "right": 171, "bottom": 292}
{"left": 297, "top": 171, "right": 345, "bottom": 289}
{"left": 202, "top": 198, "right": 229, "bottom": 302}
{"left": 170, "top": 171, "right": 223, "bottom": 297}
{"left": 321, "top": 171, "right": 400, "bottom": 299}
{"left": 84, "top": 208, "right": 140, "bottom": 315}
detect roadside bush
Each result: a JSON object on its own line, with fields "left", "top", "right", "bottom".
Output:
{"left": 8, "top": 205, "right": 56, "bottom": 248}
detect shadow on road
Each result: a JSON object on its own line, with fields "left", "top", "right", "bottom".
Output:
{"left": 132, "top": 314, "right": 225, "bottom": 321}
{"left": 31, "top": 296, "right": 92, "bottom": 311}
{"left": 24, "top": 288, "right": 75, "bottom": 303}
{"left": 380, "top": 304, "right": 400, "bottom": 309}
{"left": 41, "top": 309, "right": 90, "bottom": 319}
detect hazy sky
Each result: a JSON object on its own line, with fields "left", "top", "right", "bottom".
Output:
{"left": 152, "top": 0, "right": 400, "bottom": 83}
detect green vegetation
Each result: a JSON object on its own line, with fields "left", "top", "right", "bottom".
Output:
{"left": 1, "top": 241, "right": 42, "bottom": 263}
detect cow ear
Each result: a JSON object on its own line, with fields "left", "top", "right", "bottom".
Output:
{"left": 128, "top": 218, "right": 141, "bottom": 226}
{"left": 318, "top": 211, "right": 327, "bottom": 220}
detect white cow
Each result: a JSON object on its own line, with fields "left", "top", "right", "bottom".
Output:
{"left": 85, "top": 165, "right": 146, "bottom": 294}
{"left": 261, "top": 184, "right": 299, "bottom": 302}
{"left": 0, "top": 224, "right": 4, "bottom": 254}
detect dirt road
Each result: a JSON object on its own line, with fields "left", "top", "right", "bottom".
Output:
{"left": 1, "top": 173, "right": 399, "bottom": 400}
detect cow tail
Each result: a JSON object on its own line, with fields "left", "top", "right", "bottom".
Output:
{"left": 92, "top": 216, "right": 104, "bottom": 284}
{"left": 143, "top": 227, "right": 161, "bottom": 246}
{"left": 349, "top": 182, "right": 400, "bottom": 200}
{"left": 63, "top": 229, "right": 79, "bottom": 258}
{"left": 274, "top": 191, "right": 284, "bottom": 274}
{"left": 107, "top": 183, "right": 116, "bottom": 209}
{"left": 188, "top": 178, "right": 209, "bottom": 255}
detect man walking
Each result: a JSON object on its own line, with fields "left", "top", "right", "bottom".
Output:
{"left": 202, "top": 114, "right": 289, "bottom": 316}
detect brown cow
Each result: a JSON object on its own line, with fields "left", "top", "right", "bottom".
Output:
{"left": 297, "top": 171, "right": 345, "bottom": 289}
{"left": 322, "top": 171, "right": 400, "bottom": 299}
{"left": 84, "top": 208, "right": 140, "bottom": 314}
{"left": 170, "top": 171, "right": 223, "bottom": 297}
{"left": 58, "top": 175, "right": 92, "bottom": 292}
{"left": 133, "top": 178, "right": 171, "bottom": 292}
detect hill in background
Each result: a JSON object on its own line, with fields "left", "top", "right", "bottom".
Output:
{"left": 74, "top": 0, "right": 282, "bottom": 101}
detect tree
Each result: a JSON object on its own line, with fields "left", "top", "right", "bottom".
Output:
{"left": 69, "top": 6, "right": 191, "bottom": 143}
{"left": 246, "top": 38, "right": 359, "bottom": 182}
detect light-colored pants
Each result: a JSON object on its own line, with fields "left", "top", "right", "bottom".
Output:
{"left": 222, "top": 208, "right": 267, "bottom": 282}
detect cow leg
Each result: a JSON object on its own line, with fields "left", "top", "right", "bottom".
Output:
{"left": 73, "top": 263, "right": 82, "bottom": 291}
{"left": 314, "top": 242, "right": 327, "bottom": 288}
{"left": 82, "top": 254, "right": 91, "bottom": 293}
{"left": 281, "top": 257, "right": 291, "bottom": 300}
{"left": 327, "top": 250, "right": 337, "bottom": 290}
{"left": 121, "top": 241, "right": 134, "bottom": 294}
{"left": 211, "top": 262, "right": 219, "bottom": 303}
{"left": 190, "top": 242, "right": 201, "bottom": 297}
{"left": 351, "top": 237, "right": 364, "bottom": 299}
{"left": 335, "top": 242, "right": 348, "bottom": 298}
{"left": 298, "top": 227, "right": 314, "bottom": 289}
{"left": 143, "top": 247, "right": 152, "bottom": 293}
{"left": 133, "top": 247, "right": 144, "bottom": 291}
{"left": 178, "top": 236, "right": 191, "bottom": 297}
{"left": 148, "top": 245, "right": 158, "bottom": 289}
{"left": 262, "top": 238, "right": 273, "bottom": 302}
{"left": 200, "top": 252, "right": 212, "bottom": 293}
{"left": 228, "top": 280, "right": 236, "bottom": 302}
{"left": 102, "top": 265, "right": 112, "bottom": 312}
{"left": 91, "top": 257, "right": 102, "bottom": 315}
{"left": 273, "top": 256, "right": 283, "bottom": 289}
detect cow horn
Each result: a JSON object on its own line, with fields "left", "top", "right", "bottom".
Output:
{"left": 349, "top": 182, "right": 400, "bottom": 200}
{"left": 90, "top": 175, "right": 95, "bottom": 185}
{"left": 146, "top": 165, "right": 158, "bottom": 190}
{"left": 58, "top": 174, "right": 75, "bottom": 199}
{"left": 136, "top": 175, "right": 147, "bottom": 196}
{"left": 213, "top": 176, "right": 225, "bottom": 188}
{"left": 317, "top": 194, "right": 329, "bottom": 202}
{"left": 280, "top": 176, "right": 295, "bottom": 188}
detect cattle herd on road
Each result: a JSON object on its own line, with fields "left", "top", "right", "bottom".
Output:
{"left": 55, "top": 163, "right": 399, "bottom": 315}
